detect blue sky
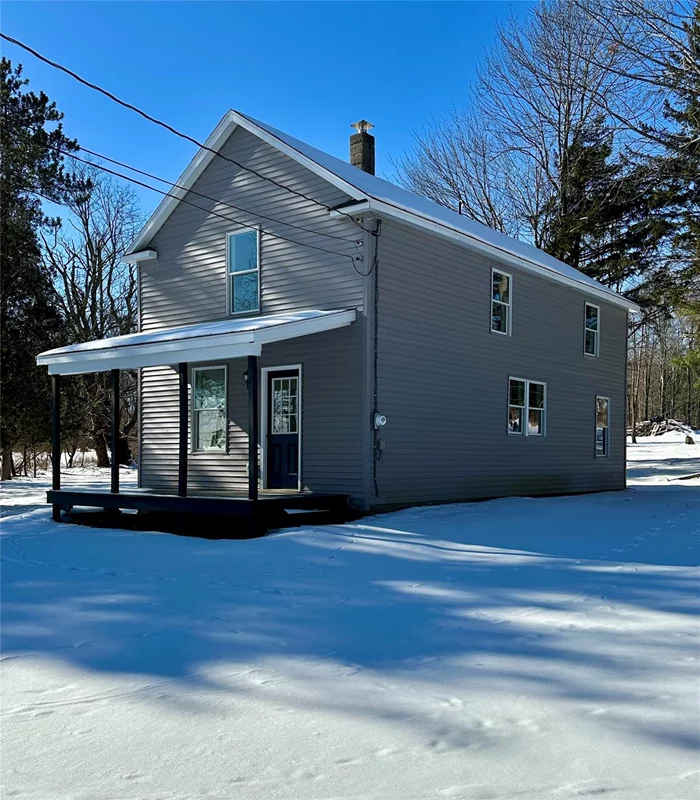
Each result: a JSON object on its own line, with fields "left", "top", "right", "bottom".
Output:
{"left": 2, "top": 1, "right": 532, "bottom": 214}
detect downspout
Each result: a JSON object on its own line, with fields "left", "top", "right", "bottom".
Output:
{"left": 371, "top": 219, "right": 382, "bottom": 499}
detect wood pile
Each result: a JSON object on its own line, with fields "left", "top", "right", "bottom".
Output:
{"left": 628, "top": 418, "right": 693, "bottom": 437}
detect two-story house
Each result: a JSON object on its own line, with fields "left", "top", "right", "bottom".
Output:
{"left": 38, "top": 110, "right": 639, "bottom": 534}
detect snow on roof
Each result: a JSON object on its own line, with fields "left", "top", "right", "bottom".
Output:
{"left": 240, "top": 112, "right": 635, "bottom": 310}
{"left": 128, "top": 109, "right": 637, "bottom": 312}
{"left": 36, "top": 309, "right": 356, "bottom": 375}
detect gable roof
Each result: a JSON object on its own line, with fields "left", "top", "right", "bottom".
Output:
{"left": 128, "top": 109, "right": 638, "bottom": 312}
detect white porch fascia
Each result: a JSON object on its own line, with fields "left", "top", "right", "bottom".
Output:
{"left": 123, "top": 249, "right": 158, "bottom": 265}
{"left": 37, "top": 308, "right": 357, "bottom": 375}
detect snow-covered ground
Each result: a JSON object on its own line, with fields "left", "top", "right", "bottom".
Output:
{"left": 1, "top": 437, "right": 698, "bottom": 800}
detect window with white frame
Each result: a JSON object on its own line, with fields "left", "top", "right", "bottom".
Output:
{"left": 596, "top": 396, "right": 609, "bottom": 456}
{"left": 193, "top": 366, "right": 227, "bottom": 451}
{"left": 508, "top": 377, "right": 546, "bottom": 436}
{"left": 491, "top": 269, "right": 512, "bottom": 335}
{"left": 585, "top": 303, "right": 599, "bottom": 356}
{"left": 227, "top": 230, "right": 259, "bottom": 314}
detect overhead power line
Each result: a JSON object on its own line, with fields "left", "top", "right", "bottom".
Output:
{"left": 74, "top": 144, "right": 358, "bottom": 245}
{"left": 0, "top": 32, "right": 366, "bottom": 231}
{"left": 57, "top": 148, "right": 374, "bottom": 274}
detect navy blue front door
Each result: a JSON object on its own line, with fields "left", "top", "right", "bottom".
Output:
{"left": 266, "top": 370, "right": 300, "bottom": 490}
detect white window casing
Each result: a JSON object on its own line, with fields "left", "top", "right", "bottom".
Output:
{"left": 508, "top": 377, "right": 547, "bottom": 436}
{"left": 227, "top": 229, "right": 261, "bottom": 316}
{"left": 491, "top": 268, "right": 512, "bottom": 336}
{"left": 585, "top": 302, "right": 600, "bottom": 357}
{"left": 596, "top": 396, "right": 610, "bottom": 457}
{"left": 192, "top": 365, "right": 228, "bottom": 452}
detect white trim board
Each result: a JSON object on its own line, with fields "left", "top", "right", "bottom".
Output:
{"left": 126, "top": 108, "right": 638, "bottom": 314}
{"left": 37, "top": 308, "right": 357, "bottom": 375}
{"left": 332, "top": 201, "right": 638, "bottom": 313}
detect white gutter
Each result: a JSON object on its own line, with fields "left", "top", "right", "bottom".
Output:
{"left": 332, "top": 200, "right": 640, "bottom": 314}
{"left": 37, "top": 308, "right": 357, "bottom": 376}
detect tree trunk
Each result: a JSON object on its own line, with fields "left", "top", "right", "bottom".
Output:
{"left": 1, "top": 448, "right": 13, "bottom": 481}
{"left": 93, "top": 430, "right": 110, "bottom": 468}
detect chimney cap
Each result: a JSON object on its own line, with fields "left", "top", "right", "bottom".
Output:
{"left": 351, "top": 119, "right": 374, "bottom": 134}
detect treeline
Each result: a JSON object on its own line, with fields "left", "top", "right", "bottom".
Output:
{"left": 398, "top": 0, "right": 700, "bottom": 424}
{"left": 629, "top": 312, "right": 700, "bottom": 431}
{"left": 0, "top": 59, "right": 142, "bottom": 479}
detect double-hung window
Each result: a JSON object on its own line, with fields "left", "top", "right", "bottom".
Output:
{"left": 596, "top": 397, "right": 609, "bottom": 456}
{"left": 584, "top": 303, "right": 600, "bottom": 356}
{"left": 227, "top": 229, "right": 260, "bottom": 315}
{"left": 491, "top": 269, "right": 512, "bottom": 335}
{"left": 193, "top": 366, "right": 227, "bottom": 451}
{"left": 508, "top": 377, "right": 546, "bottom": 436}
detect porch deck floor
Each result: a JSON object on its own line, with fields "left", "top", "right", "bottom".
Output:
{"left": 47, "top": 488, "right": 352, "bottom": 538}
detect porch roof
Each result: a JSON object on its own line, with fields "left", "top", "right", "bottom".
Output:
{"left": 36, "top": 308, "right": 357, "bottom": 375}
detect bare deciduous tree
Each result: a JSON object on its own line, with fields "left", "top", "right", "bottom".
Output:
{"left": 396, "top": 0, "right": 628, "bottom": 249}
{"left": 572, "top": 0, "right": 700, "bottom": 150}
{"left": 41, "top": 165, "right": 141, "bottom": 467}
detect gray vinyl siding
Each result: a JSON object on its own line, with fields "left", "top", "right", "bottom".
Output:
{"left": 139, "top": 125, "right": 366, "bottom": 503}
{"left": 371, "top": 219, "right": 627, "bottom": 507}
{"left": 139, "top": 125, "right": 363, "bottom": 330}
{"left": 139, "top": 325, "right": 364, "bottom": 503}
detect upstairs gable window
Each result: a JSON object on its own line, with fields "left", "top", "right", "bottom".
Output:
{"left": 227, "top": 229, "right": 260, "bottom": 315}
{"left": 491, "top": 269, "right": 512, "bottom": 335}
{"left": 585, "top": 303, "right": 600, "bottom": 356}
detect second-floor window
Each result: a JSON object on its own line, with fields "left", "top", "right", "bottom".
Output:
{"left": 491, "top": 269, "right": 512, "bottom": 335}
{"left": 585, "top": 303, "right": 599, "bottom": 356}
{"left": 227, "top": 230, "right": 260, "bottom": 315}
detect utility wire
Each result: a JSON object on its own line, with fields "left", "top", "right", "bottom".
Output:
{"left": 58, "top": 148, "right": 366, "bottom": 268}
{"left": 0, "top": 32, "right": 366, "bottom": 231}
{"left": 74, "top": 143, "right": 359, "bottom": 245}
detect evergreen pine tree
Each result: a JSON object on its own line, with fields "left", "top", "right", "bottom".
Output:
{"left": 0, "top": 59, "right": 82, "bottom": 479}
{"left": 543, "top": 117, "right": 674, "bottom": 314}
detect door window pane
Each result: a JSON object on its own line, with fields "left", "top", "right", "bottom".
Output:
{"left": 272, "top": 375, "right": 299, "bottom": 435}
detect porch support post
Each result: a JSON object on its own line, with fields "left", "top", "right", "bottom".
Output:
{"left": 178, "top": 362, "right": 188, "bottom": 497}
{"left": 247, "top": 355, "right": 259, "bottom": 503}
{"left": 51, "top": 374, "right": 61, "bottom": 521}
{"left": 110, "top": 368, "right": 120, "bottom": 494}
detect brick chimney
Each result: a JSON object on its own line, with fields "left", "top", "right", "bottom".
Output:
{"left": 350, "top": 120, "right": 375, "bottom": 175}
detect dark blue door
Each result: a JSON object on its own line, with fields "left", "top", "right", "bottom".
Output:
{"left": 267, "top": 370, "right": 300, "bottom": 490}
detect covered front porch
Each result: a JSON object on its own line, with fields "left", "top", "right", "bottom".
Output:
{"left": 37, "top": 309, "right": 357, "bottom": 536}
